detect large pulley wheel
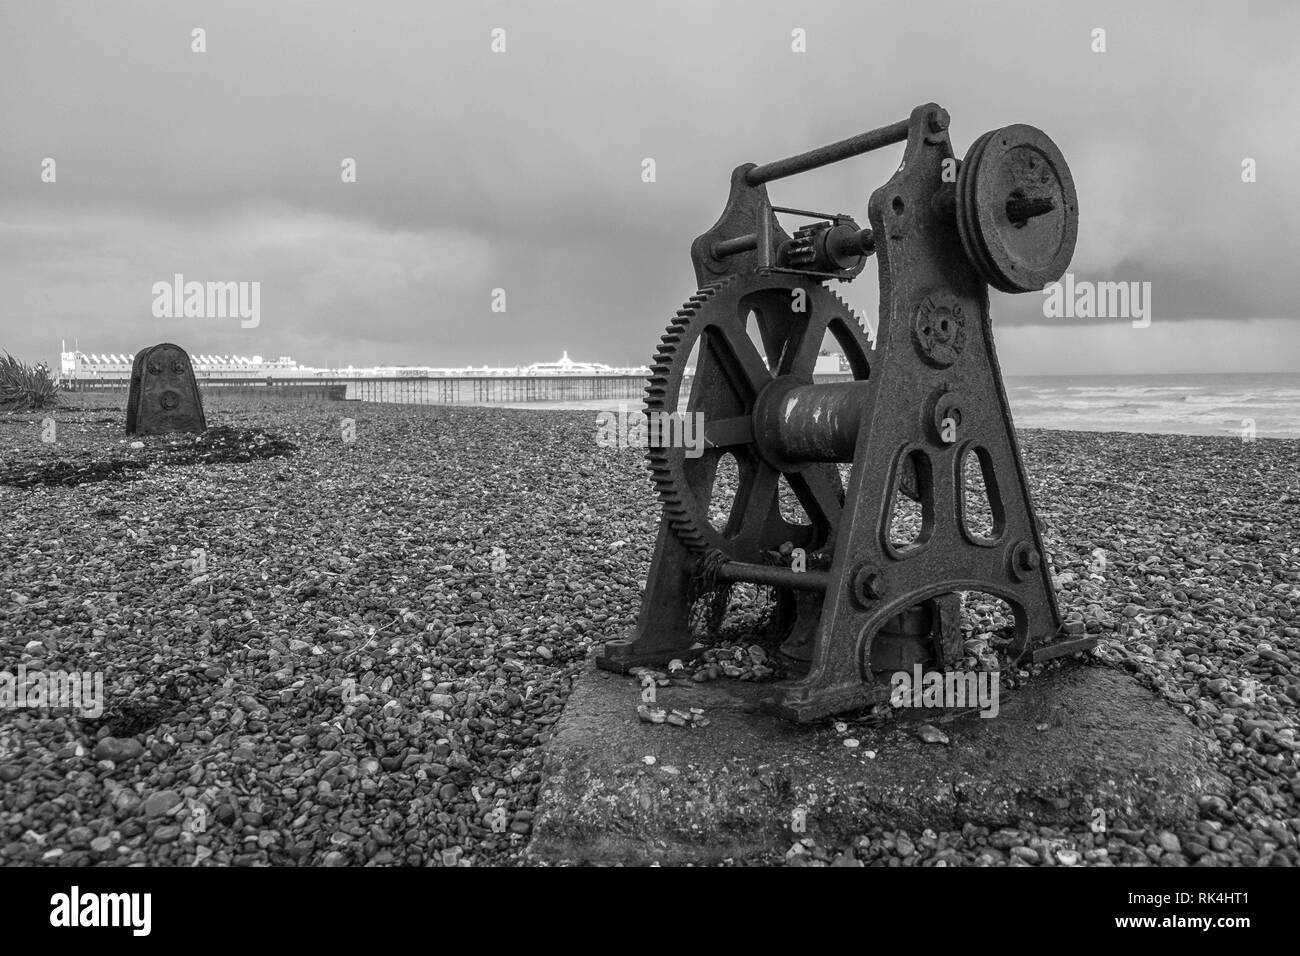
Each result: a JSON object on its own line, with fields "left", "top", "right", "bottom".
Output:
{"left": 645, "top": 272, "right": 873, "bottom": 564}
{"left": 956, "top": 125, "right": 1078, "bottom": 294}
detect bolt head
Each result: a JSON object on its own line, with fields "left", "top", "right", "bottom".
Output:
{"left": 852, "top": 565, "right": 885, "bottom": 605}
{"left": 929, "top": 108, "right": 950, "bottom": 133}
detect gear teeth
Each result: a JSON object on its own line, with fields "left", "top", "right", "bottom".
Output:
{"left": 644, "top": 280, "right": 728, "bottom": 554}
{"left": 825, "top": 287, "right": 872, "bottom": 339}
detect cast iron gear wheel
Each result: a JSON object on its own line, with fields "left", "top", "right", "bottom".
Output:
{"left": 644, "top": 271, "right": 876, "bottom": 564}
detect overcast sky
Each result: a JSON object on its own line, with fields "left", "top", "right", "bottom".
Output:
{"left": 1, "top": 0, "right": 1296, "bottom": 375}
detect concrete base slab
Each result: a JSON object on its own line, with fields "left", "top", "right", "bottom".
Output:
{"left": 528, "top": 660, "right": 1228, "bottom": 865}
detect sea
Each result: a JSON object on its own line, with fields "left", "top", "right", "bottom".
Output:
{"left": 1002, "top": 373, "right": 1300, "bottom": 440}
{"left": 491, "top": 373, "right": 1300, "bottom": 440}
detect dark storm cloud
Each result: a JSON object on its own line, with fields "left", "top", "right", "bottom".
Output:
{"left": 1, "top": 0, "right": 1296, "bottom": 373}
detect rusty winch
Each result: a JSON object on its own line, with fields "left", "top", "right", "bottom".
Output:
{"left": 598, "top": 103, "right": 1096, "bottom": 721}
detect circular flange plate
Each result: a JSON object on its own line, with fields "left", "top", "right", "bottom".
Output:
{"left": 913, "top": 293, "right": 968, "bottom": 368}
{"left": 957, "top": 125, "right": 1078, "bottom": 293}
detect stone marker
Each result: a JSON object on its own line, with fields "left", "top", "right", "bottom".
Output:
{"left": 125, "top": 343, "right": 206, "bottom": 436}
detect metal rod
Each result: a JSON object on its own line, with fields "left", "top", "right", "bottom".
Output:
{"left": 1006, "top": 195, "right": 1056, "bottom": 223}
{"left": 771, "top": 205, "right": 846, "bottom": 220}
{"left": 711, "top": 233, "right": 758, "bottom": 259}
{"left": 746, "top": 117, "right": 912, "bottom": 186}
{"left": 707, "top": 561, "right": 829, "bottom": 592}
{"left": 829, "top": 227, "right": 875, "bottom": 259}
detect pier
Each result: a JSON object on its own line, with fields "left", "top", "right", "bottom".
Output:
{"left": 62, "top": 374, "right": 655, "bottom": 405}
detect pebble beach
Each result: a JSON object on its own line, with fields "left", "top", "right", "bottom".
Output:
{"left": 1, "top": 393, "right": 1298, "bottom": 866}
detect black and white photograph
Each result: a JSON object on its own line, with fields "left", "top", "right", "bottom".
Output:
{"left": 0, "top": 0, "right": 1295, "bottom": 933}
